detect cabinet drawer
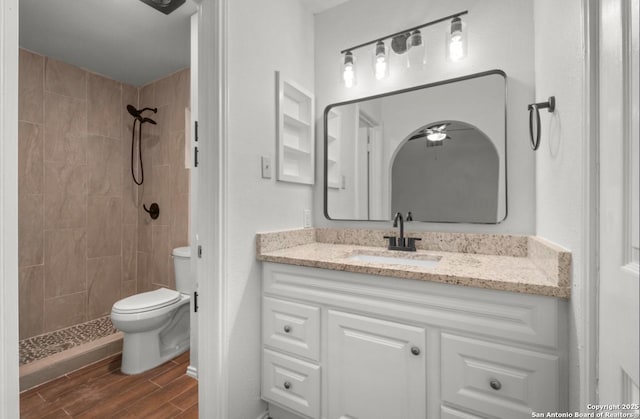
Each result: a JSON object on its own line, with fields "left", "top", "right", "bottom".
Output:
{"left": 263, "top": 296, "right": 320, "bottom": 361}
{"left": 262, "top": 349, "right": 320, "bottom": 419}
{"left": 441, "top": 405, "right": 485, "bottom": 419}
{"left": 441, "top": 333, "right": 559, "bottom": 419}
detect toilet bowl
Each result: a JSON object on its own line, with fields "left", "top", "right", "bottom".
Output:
{"left": 111, "top": 246, "right": 192, "bottom": 374}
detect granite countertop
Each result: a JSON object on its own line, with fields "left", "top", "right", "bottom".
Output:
{"left": 256, "top": 228, "right": 571, "bottom": 299}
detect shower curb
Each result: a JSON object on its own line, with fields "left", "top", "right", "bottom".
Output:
{"left": 19, "top": 332, "right": 123, "bottom": 392}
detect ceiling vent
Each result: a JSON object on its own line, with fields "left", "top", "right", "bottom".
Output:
{"left": 138, "top": 0, "right": 186, "bottom": 15}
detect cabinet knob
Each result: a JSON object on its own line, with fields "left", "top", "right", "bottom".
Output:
{"left": 283, "top": 325, "right": 291, "bottom": 333}
{"left": 283, "top": 381, "right": 291, "bottom": 390}
{"left": 410, "top": 346, "right": 421, "bottom": 356}
{"left": 489, "top": 379, "right": 502, "bottom": 390}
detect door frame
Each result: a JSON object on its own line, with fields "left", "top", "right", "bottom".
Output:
{"left": 0, "top": 1, "right": 229, "bottom": 418}
{"left": 0, "top": 0, "right": 20, "bottom": 417}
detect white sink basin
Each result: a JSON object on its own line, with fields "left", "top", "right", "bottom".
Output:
{"left": 348, "top": 253, "right": 439, "bottom": 268}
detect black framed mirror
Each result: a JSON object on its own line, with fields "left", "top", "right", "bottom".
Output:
{"left": 323, "top": 70, "right": 507, "bottom": 223}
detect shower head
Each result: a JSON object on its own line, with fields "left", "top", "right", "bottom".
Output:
{"left": 127, "top": 105, "right": 157, "bottom": 124}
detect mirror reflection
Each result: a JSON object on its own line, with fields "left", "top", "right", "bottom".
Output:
{"left": 324, "top": 70, "right": 507, "bottom": 223}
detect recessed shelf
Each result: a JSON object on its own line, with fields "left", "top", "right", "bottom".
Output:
{"left": 276, "top": 71, "right": 315, "bottom": 185}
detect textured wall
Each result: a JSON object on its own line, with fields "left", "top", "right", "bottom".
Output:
{"left": 18, "top": 49, "right": 190, "bottom": 340}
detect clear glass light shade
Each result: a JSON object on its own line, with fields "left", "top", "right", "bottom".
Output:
{"left": 447, "top": 17, "right": 467, "bottom": 61}
{"left": 342, "top": 52, "right": 356, "bottom": 88}
{"left": 373, "top": 40, "right": 389, "bottom": 80}
{"left": 406, "top": 30, "right": 426, "bottom": 70}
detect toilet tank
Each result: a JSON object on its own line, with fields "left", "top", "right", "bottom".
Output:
{"left": 172, "top": 246, "right": 192, "bottom": 294}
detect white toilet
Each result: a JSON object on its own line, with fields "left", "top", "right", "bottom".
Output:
{"left": 111, "top": 246, "right": 192, "bottom": 374}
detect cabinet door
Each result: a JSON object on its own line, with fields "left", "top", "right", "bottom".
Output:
{"left": 327, "top": 310, "right": 426, "bottom": 419}
{"left": 441, "top": 333, "right": 559, "bottom": 419}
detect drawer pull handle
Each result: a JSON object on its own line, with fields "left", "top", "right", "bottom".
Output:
{"left": 283, "top": 325, "right": 291, "bottom": 333}
{"left": 489, "top": 379, "right": 502, "bottom": 390}
{"left": 410, "top": 346, "right": 421, "bottom": 356}
{"left": 284, "top": 381, "right": 292, "bottom": 390}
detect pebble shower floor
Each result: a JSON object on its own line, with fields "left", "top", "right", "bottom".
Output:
{"left": 19, "top": 316, "right": 117, "bottom": 365}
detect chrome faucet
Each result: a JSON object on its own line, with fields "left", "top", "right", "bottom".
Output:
{"left": 384, "top": 212, "right": 421, "bottom": 252}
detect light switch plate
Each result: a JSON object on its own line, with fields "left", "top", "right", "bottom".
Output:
{"left": 261, "top": 156, "right": 272, "bottom": 179}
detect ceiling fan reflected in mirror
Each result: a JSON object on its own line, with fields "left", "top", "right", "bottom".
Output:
{"left": 408, "top": 121, "right": 475, "bottom": 144}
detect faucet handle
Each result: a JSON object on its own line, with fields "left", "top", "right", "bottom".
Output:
{"left": 406, "top": 237, "right": 422, "bottom": 250}
{"left": 383, "top": 235, "right": 397, "bottom": 248}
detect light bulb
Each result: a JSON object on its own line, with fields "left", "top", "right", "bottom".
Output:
{"left": 448, "top": 17, "right": 467, "bottom": 61}
{"left": 343, "top": 51, "right": 356, "bottom": 88}
{"left": 373, "top": 40, "right": 388, "bottom": 80}
{"left": 406, "top": 30, "right": 426, "bottom": 70}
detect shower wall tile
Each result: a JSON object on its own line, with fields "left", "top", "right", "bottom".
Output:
{"left": 44, "top": 229, "right": 87, "bottom": 298}
{"left": 88, "top": 74, "right": 122, "bottom": 139}
{"left": 44, "top": 93, "right": 87, "bottom": 164}
{"left": 122, "top": 226, "right": 137, "bottom": 283}
{"left": 19, "top": 49, "right": 142, "bottom": 336}
{"left": 122, "top": 85, "right": 139, "bottom": 225}
{"left": 151, "top": 105, "right": 171, "bottom": 166}
{"left": 44, "top": 192, "right": 87, "bottom": 230}
{"left": 44, "top": 161, "right": 87, "bottom": 229}
{"left": 44, "top": 291, "right": 87, "bottom": 333}
{"left": 19, "top": 266, "right": 44, "bottom": 340}
{"left": 87, "top": 135, "right": 123, "bottom": 196}
{"left": 139, "top": 83, "right": 155, "bottom": 110}
{"left": 171, "top": 194, "right": 189, "bottom": 250}
{"left": 135, "top": 69, "right": 190, "bottom": 294}
{"left": 19, "top": 122, "right": 44, "bottom": 196}
{"left": 18, "top": 194, "right": 44, "bottom": 268}
{"left": 19, "top": 49, "right": 44, "bottom": 124}
{"left": 151, "top": 225, "right": 170, "bottom": 287}
{"left": 45, "top": 58, "right": 86, "bottom": 99}
{"left": 151, "top": 165, "right": 173, "bottom": 226}
{"left": 87, "top": 196, "right": 122, "bottom": 258}
{"left": 138, "top": 211, "right": 153, "bottom": 253}
{"left": 121, "top": 280, "right": 137, "bottom": 299}
{"left": 137, "top": 251, "right": 153, "bottom": 293}
{"left": 87, "top": 255, "right": 122, "bottom": 318}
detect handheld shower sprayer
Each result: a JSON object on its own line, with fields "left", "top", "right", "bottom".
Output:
{"left": 128, "top": 105, "right": 158, "bottom": 185}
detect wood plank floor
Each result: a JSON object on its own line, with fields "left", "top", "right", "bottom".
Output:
{"left": 20, "top": 352, "right": 198, "bottom": 418}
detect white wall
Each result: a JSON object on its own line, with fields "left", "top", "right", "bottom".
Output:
{"left": 314, "top": 0, "right": 536, "bottom": 234}
{"left": 226, "top": 0, "right": 314, "bottom": 417}
{"left": 533, "top": 0, "right": 593, "bottom": 410}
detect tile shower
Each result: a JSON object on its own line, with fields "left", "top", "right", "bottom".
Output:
{"left": 18, "top": 48, "right": 190, "bottom": 369}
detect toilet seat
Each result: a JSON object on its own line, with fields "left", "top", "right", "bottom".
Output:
{"left": 112, "top": 288, "right": 181, "bottom": 314}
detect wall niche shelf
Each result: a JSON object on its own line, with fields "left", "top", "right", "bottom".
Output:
{"left": 276, "top": 72, "right": 315, "bottom": 185}
{"left": 326, "top": 108, "right": 341, "bottom": 189}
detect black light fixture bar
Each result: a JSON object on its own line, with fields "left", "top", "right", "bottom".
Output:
{"left": 340, "top": 10, "right": 468, "bottom": 54}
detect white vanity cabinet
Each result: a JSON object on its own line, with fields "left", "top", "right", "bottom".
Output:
{"left": 261, "top": 263, "right": 567, "bottom": 419}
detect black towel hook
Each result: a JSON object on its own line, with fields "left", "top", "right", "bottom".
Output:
{"left": 528, "top": 96, "right": 556, "bottom": 151}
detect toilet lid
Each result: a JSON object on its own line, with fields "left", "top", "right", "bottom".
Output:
{"left": 112, "top": 288, "right": 181, "bottom": 314}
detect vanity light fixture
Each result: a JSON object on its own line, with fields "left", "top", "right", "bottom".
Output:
{"left": 374, "top": 41, "right": 389, "bottom": 80}
{"left": 448, "top": 16, "right": 467, "bottom": 62}
{"left": 406, "top": 30, "right": 426, "bottom": 70}
{"left": 343, "top": 51, "right": 356, "bottom": 88}
{"left": 339, "top": 11, "right": 468, "bottom": 86}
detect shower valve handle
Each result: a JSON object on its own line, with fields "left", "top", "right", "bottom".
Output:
{"left": 143, "top": 203, "right": 160, "bottom": 220}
